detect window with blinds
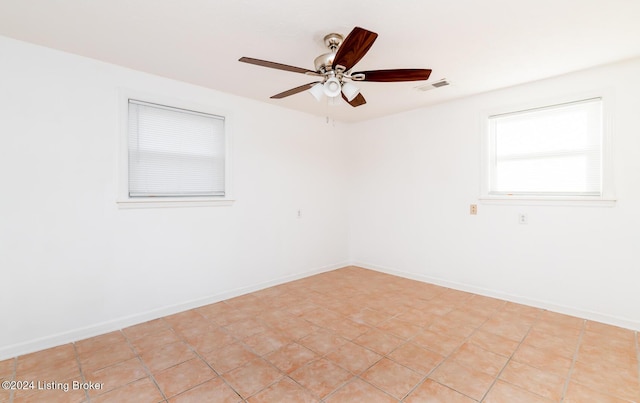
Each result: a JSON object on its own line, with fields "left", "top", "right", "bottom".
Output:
{"left": 487, "top": 98, "right": 603, "bottom": 197}
{"left": 128, "top": 100, "right": 225, "bottom": 197}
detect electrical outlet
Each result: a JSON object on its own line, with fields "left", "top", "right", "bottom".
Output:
{"left": 518, "top": 213, "right": 528, "bottom": 224}
{"left": 297, "top": 209, "right": 302, "bottom": 218}
{"left": 470, "top": 204, "right": 477, "bottom": 215}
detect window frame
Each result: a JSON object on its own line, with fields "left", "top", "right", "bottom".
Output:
{"left": 479, "top": 92, "right": 615, "bottom": 206}
{"left": 117, "top": 90, "right": 234, "bottom": 208}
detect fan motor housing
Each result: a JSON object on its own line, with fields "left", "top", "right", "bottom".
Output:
{"left": 314, "top": 53, "right": 335, "bottom": 72}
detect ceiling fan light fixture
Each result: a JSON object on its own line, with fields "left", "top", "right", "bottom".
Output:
{"left": 323, "top": 77, "right": 342, "bottom": 98}
{"left": 308, "top": 82, "right": 324, "bottom": 101}
{"left": 239, "top": 26, "right": 430, "bottom": 109}
{"left": 341, "top": 82, "right": 360, "bottom": 102}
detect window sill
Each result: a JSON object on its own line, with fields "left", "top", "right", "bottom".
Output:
{"left": 479, "top": 195, "right": 616, "bottom": 207}
{"left": 117, "top": 197, "right": 235, "bottom": 209}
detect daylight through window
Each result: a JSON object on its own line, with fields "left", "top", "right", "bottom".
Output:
{"left": 488, "top": 98, "right": 602, "bottom": 197}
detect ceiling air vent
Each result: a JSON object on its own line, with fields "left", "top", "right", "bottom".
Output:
{"left": 415, "top": 79, "right": 450, "bottom": 92}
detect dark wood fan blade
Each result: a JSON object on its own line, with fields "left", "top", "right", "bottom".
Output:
{"left": 342, "top": 92, "right": 367, "bottom": 107}
{"left": 355, "top": 69, "right": 432, "bottom": 82}
{"left": 270, "top": 82, "right": 320, "bottom": 99}
{"left": 239, "top": 57, "right": 316, "bottom": 74}
{"left": 333, "top": 27, "right": 378, "bottom": 72}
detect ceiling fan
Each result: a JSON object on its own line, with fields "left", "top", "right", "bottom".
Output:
{"left": 239, "top": 26, "right": 432, "bottom": 107}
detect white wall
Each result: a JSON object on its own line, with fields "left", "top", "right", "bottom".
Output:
{"left": 0, "top": 36, "right": 349, "bottom": 359}
{"left": 347, "top": 58, "right": 640, "bottom": 330}
{"left": 2, "top": 34, "right": 639, "bottom": 361}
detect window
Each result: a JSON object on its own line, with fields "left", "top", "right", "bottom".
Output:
{"left": 119, "top": 96, "right": 232, "bottom": 207}
{"left": 483, "top": 97, "right": 612, "bottom": 202}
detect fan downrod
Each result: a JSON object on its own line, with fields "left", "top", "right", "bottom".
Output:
{"left": 323, "top": 33, "right": 343, "bottom": 51}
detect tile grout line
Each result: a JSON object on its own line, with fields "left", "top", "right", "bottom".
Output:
{"left": 170, "top": 313, "right": 290, "bottom": 402}
{"left": 85, "top": 328, "right": 171, "bottom": 402}
{"left": 296, "top": 315, "right": 386, "bottom": 402}
{"left": 330, "top": 311, "right": 431, "bottom": 402}
{"left": 9, "top": 357, "right": 16, "bottom": 403}
{"left": 284, "top": 317, "right": 361, "bottom": 403}
{"left": 121, "top": 329, "right": 169, "bottom": 403}
{"left": 396, "top": 332, "right": 454, "bottom": 401}
{"left": 165, "top": 319, "right": 246, "bottom": 402}
{"left": 558, "top": 318, "right": 586, "bottom": 402}
{"left": 231, "top": 327, "right": 307, "bottom": 401}
{"left": 285, "top": 292, "right": 386, "bottom": 401}
{"left": 71, "top": 342, "right": 91, "bottom": 403}
{"left": 273, "top": 293, "right": 402, "bottom": 401}
{"left": 362, "top": 337, "right": 418, "bottom": 402}
{"left": 443, "top": 302, "right": 514, "bottom": 401}
{"left": 383, "top": 337, "right": 423, "bottom": 402}
{"left": 478, "top": 309, "right": 545, "bottom": 402}
{"left": 217, "top": 290, "right": 343, "bottom": 401}
{"left": 399, "top": 302, "right": 504, "bottom": 402}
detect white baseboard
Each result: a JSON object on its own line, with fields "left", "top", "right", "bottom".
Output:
{"left": 0, "top": 261, "right": 347, "bottom": 361}
{"left": 351, "top": 261, "right": 640, "bottom": 332}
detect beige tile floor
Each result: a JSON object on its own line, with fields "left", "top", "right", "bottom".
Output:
{"left": 1, "top": 266, "right": 639, "bottom": 402}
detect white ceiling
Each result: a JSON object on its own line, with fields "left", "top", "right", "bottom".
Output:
{"left": 1, "top": 0, "right": 639, "bottom": 123}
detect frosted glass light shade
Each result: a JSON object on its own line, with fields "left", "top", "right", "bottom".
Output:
{"left": 323, "top": 77, "right": 341, "bottom": 97}
{"left": 308, "top": 83, "right": 324, "bottom": 101}
{"left": 341, "top": 82, "right": 360, "bottom": 102}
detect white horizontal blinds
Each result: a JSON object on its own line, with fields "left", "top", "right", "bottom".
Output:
{"left": 489, "top": 98, "right": 602, "bottom": 196}
{"left": 128, "top": 100, "right": 225, "bottom": 197}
